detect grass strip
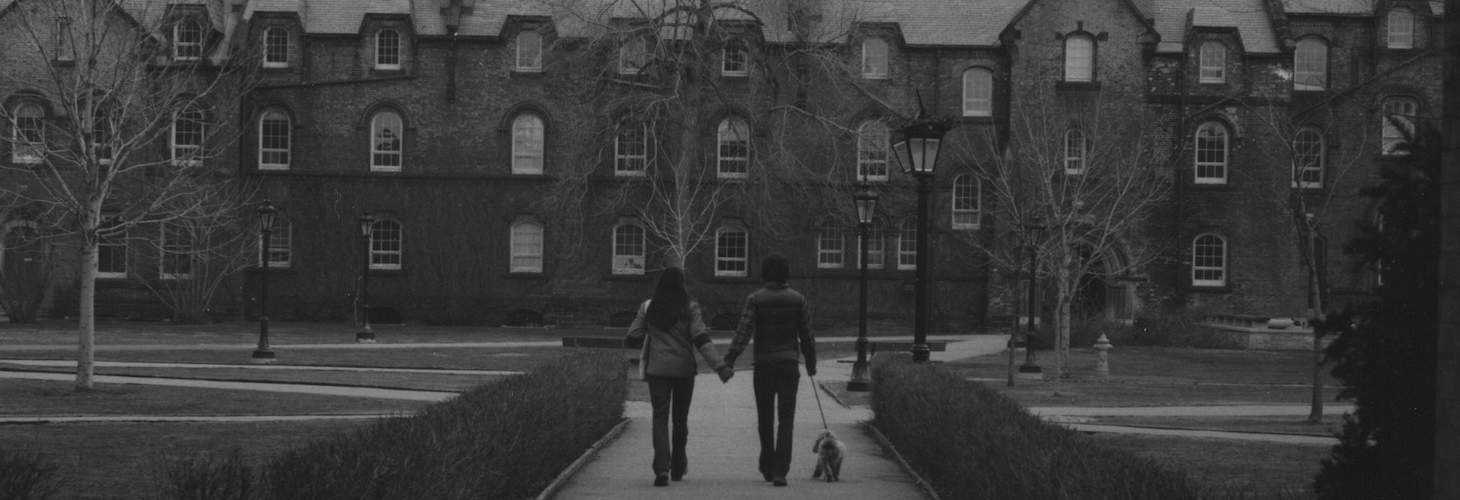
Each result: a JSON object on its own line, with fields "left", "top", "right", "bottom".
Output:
{"left": 871, "top": 354, "right": 1206, "bottom": 499}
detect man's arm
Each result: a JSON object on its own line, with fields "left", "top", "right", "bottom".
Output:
{"left": 798, "top": 299, "right": 816, "bottom": 376}
{"left": 725, "top": 293, "right": 756, "bottom": 367}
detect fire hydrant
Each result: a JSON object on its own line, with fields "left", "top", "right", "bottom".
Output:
{"left": 1093, "top": 333, "right": 1113, "bottom": 378}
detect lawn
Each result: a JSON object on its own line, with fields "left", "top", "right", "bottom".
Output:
{"left": 0, "top": 379, "right": 426, "bottom": 416}
{"left": 2, "top": 346, "right": 573, "bottom": 371}
{"left": 1087, "top": 433, "right": 1328, "bottom": 497}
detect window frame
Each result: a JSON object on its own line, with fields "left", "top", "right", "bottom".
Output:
{"left": 173, "top": 20, "right": 203, "bottom": 61}
{"left": 511, "top": 113, "right": 545, "bottom": 175}
{"left": 612, "top": 221, "right": 647, "bottom": 275}
{"left": 1191, "top": 233, "right": 1227, "bottom": 287}
{"left": 55, "top": 16, "right": 74, "bottom": 62}
{"left": 721, "top": 39, "right": 748, "bottom": 77}
{"left": 170, "top": 104, "right": 205, "bottom": 167}
{"left": 516, "top": 30, "right": 543, "bottom": 72}
{"left": 714, "top": 225, "right": 748, "bottom": 277}
{"left": 858, "top": 225, "right": 884, "bottom": 269}
{"left": 261, "top": 218, "right": 292, "bottom": 268}
{"left": 374, "top": 29, "right": 401, "bottom": 70}
{"left": 1381, "top": 96, "right": 1419, "bottom": 156}
{"left": 1063, "top": 33, "right": 1094, "bottom": 82}
{"left": 716, "top": 116, "right": 750, "bottom": 179}
{"left": 1064, "top": 128, "right": 1087, "bottom": 175}
{"left": 614, "top": 122, "right": 648, "bottom": 176}
{"left": 1387, "top": 8, "right": 1415, "bottom": 49}
{"left": 509, "top": 220, "right": 544, "bottom": 273}
{"left": 367, "top": 218, "right": 403, "bottom": 271}
{"left": 816, "top": 224, "right": 844, "bottom": 269}
{"left": 861, "top": 38, "right": 888, "bottom": 79}
{"left": 370, "top": 110, "right": 403, "bottom": 172}
{"left": 619, "top": 37, "right": 647, "bottom": 75}
{"left": 262, "top": 26, "right": 289, "bottom": 68}
{"left": 160, "top": 222, "right": 194, "bottom": 280}
{"left": 1199, "top": 41, "right": 1226, "bottom": 83}
{"left": 1193, "top": 121, "right": 1229, "bottom": 184}
{"left": 951, "top": 174, "right": 980, "bottom": 230}
{"left": 897, "top": 221, "right": 917, "bottom": 271}
{"left": 961, "top": 67, "right": 993, "bottom": 117}
{"left": 1293, "top": 37, "right": 1327, "bottom": 91}
{"left": 856, "top": 120, "right": 889, "bottom": 182}
{"left": 258, "top": 109, "right": 290, "bottom": 170}
{"left": 11, "top": 101, "right": 45, "bottom": 164}
{"left": 97, "top": 224, "right": 128, "bottom": 279}
{"left": 1292, "top": 126, "right": 1324, "bottom": 189}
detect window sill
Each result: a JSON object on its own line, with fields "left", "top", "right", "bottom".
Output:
{"left": 371, "top": 67, "right": 405, "bottom": 76}
{"left": 721, "top": 72, "right": 749, "bottom": 79}
{"left": 504, "top": 272, "right": 546, "bottom": 279}
{"left": 511, "top": 69, "right": 545, "bottom": 76}
{"left": 261, "top": 65, "right": 291, "bottom": 73}
{"left": 958, "top": 116, "right": 995, "bottom": 125}
{"left": 1056, "top": 81, "right": 1101, "bottom": 91}
{"left": 258, "top": 165, "right": 290, "bottom": 172}
{"left": 1187, "top": 181, "right": 1234, "bottom": 191}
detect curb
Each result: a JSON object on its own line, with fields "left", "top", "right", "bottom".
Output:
{"left": 535, "top": 417, "right": 631, "bottom": 500}
{"left": 862, "top": 421, "right": 942, "bottom": 500}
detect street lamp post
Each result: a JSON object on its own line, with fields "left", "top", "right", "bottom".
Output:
{"left": 892, "top": 117, "right": 953, "bottom": 363}
{"left": 252, "top": 200, "right": 277, "bottom": 364}
{"left": 1020, "top": 216, "right": 1045, "bottom": 377}
{"left": 356, "top": 213, "right": 377, "bottom": 343}
{"left": 848, "top": 183, "right": 879, "bottom": 391}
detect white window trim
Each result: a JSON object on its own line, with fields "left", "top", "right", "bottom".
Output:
{"left": 1064, "top": 34, "right": 1094, "bottom": 82}
{"left": 1293, "top": 38, "right": 1327, "bottom": 91}
{"left": 368, "top": 219, "right": 403, "bottom": 271}
{"left": 897, "top": 224, "right": 917, "bottom": 270}
{"left": 858, "top": 228, "right": 885, "bottom": 269}
{"left": 97, "top": 229, "right": 128, "bottom": 279}
{"left": 370, "top": 111, "right": 403, "bottom": 172}
{"left": 614, "top": 123, "right": 647, "bottom": 177}
{"left": 612, "top": 221, "right": 646, "bottom": 275}
{"left": 1193, "top": 122, "right": 1228, "bottom": 185}
{"left": 262, "top": 27, "right": 289, "bottom": 68}
{"left": 1064, "top": 129, "right": 1087, "bottom": 175}
{"left": 170, "top": 107, "right": 204, "bottom": 167}
{"left": 509, "top": 221, "right": 544, "bottom": 273}
{"left": 1191, "top": 234, "right": 1227, "bottom": 287}
{"left": 816, "top": 227, "right": 844, "bottom": 269}
{"left": 1381, "top": 97, "right": 1418, "bottom": 156}
{"left": 11, "top": 102, "right": 44, "bottom": 164}
{"left": 856, "top": 121, "right": 889, "bottom": 182}
{"left": 160, "top": 224, "right": 193, "bottom": 280}
{"left": 375, "top": 29, "right": 401, "bottom": 70}
{"left": 714, "top": 226, "right": 748, "bottom": 277}
{"left": 258, "top": 111, "right": 290, "bottom": 170}
{"left": 962, "top": 68, "right": 993, "bottom": 117}
{"left": 1387, "top": 9, "right": 1415, "bottom": 49}
{"left": 1199, "top": 41, "right": 1225, "bottom": 83}
{"left": 173, "top": 21, "right": 202, "bottom": 61}
{"left": 721, "top": 42, "right": 748, "bottom": 77}
{"left": 861, "top": 38, "right": 888, "bottom": 79}
{"left": 516, "top": 31, "right": 543, "bottom": 72}
{"left": 512, "top": 114, "right": 545, "bottom": 175}
{"left": 260, "top": 221, "right": 292, "bottom": 268}
{"left": 1292, "top": 127, "right": 1324, "bottom": 189}
{"left": 717, "top": 117, "right": 750, "bottom": 180}
{"left": 951, "top": 175, "right": 980, "bottom": 230}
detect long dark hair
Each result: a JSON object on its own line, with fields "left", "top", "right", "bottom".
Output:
{"left": 646, "top": 267, "right": 690, "bottom": 331}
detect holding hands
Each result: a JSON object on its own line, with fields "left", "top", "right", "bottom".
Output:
{"left": 716, "top": 365, "right": 735, "bottom": 383}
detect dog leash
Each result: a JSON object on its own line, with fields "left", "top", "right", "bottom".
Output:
{"left": 809, "top": 374, "right": 829, "bottom": 430}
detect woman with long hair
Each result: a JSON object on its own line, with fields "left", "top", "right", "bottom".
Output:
{"left": 626, "top": 266, "right": 734, "bottom": 486}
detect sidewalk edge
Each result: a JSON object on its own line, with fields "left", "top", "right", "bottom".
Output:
{"left": 862, "top": 421, "right": 942, "bottom": 500}
{"left": 535, "top": 417, "right": 631, "bottom": 500}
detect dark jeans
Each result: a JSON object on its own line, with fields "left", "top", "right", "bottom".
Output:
{"left": 752, "top": 362, "right": 800, "bottom": 479}
{"left": 646, "top": 375, "right": 695, "bottom": 476}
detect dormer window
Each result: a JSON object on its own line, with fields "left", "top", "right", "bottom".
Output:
{"left": 861, "top": 38, "right": 888, "bottom": 79}
{"left": 1199, "top": 41, "right": 1225, "bottom": 83}
{"left": 173, "top": 20, "right": 202, "bottom": 61}
{"left": 516, "top": 31, "right": 543, "bottom": 72}
{"left": 1063, "top": 33, "right": 1094, "bottom": 82}
{"left": 1387, "top": 8, "right": 1415, "bottom": 49}
{"left": 375, "top": 29, "right": 401, "bottom": 70}
{"left": 1294, "top": 37, "right": 1327, "bottom": 91}
{"left": 722, "top": 39, "right": 748, "bottom": 77}
{"left": 262, "top": 27, "right": 289, "bottom": 68}
{"left": 619, "top": 37, "right": 648, "bottom": 75}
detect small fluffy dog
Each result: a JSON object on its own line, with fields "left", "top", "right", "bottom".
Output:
{"left": 811, "top": 430, "right": 846, "bottom": 482}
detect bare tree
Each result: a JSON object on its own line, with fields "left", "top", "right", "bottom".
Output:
{"left": 0, "top": 0, "right": 254, "bottom": 390}
{"left": 950, "top": 85, "right": 1170, "bottom": 380}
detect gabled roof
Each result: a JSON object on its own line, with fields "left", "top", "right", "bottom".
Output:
{"left": 1283, "top": 0, "right": 1372, "bottom": 15}
{"left": 1154, "top": 0, "right": 1280, "bottom": 54}
{"left": 855, "top": 0, "right": 1027, "bottom": 47}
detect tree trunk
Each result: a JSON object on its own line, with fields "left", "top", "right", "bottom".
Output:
{"left": 1053, "top": 251, "right": 1075, "bottom": 380}
{"left": 1307, "top": 228, "right": 1325, "bottom": 423}
{"left": 76, "top": 241, "right": 97, "bottom": 391}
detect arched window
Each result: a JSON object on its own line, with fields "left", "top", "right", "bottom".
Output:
{"left": 951, "top": 174, "right": 980, "bottom": 229}
{"left": 368, "top": 217, "right": 403, "bottom": 270}
{"left": 263, "top": 27, "right": 289, "bottom": 67}
{"left": 1294, "top": 37, "right": 1327, "bottom": 91}
{"left": 375, "top": 29, "right": 401, "bottom": 69}
{"left": 717, "top": 117, "right": 750, "bottom": 179}
{"left": 615, "top": 121, "right": 647, "bottom": 176}
{"left": 612, "top": 221, "right": 646, "bottom": 275}
{"left": 1191, "top": 234, "right": 1227, "bottom": 287}
{"left": 1292, "top": 127, "right": 1324, "bottom": 188}
{"left": 897, "top": 220, "right": 917, "bottom": 270}
{"left": 1064, "top": 33, "right": 1094, "bottom": 82}
{"left": 262, "top": 217, "right": 292, "bottom": 268}
{"left": 1199, "top": 41, "right": 1225, "bottom": 83}
{"left": 1064, "top": 128, "right": 1087, "bottom": 174}
{"left": 512, "top": 113, "right": 545, "bottom": 174}
{"left": 715, "top": 225, "right": 748, "bottom": 277}
{"left": 861, "top": 38, "right": 888, "bottom": 79}
{"left": 160, "top": 222, "right": 194, "bottom": 279}
{"left": 11, "top": 102, "right": 44, "bottom": 164}
{"left": 856, "top": 120, "right": 889, "bottom": 181}
{"left": 816, "top": 223, "right": 844, "bottom": 269}
{"left": 516, "top": 31, "right": 542, "bottom": 72}
{"left": 962, "top": 68, "right": 993, "bottom": 117}
{"left": 1381, "top": 96, "right": 1419, "bottom": 155}
{"left": 370, "top": 110, "right": 403, "bottom": 171}
{"left": 859, "top": 224, "right": 884, "bottom": 269}
{"left": 1387, "top": 8, "right": 1415, "bottom": 49}
{"left": 1193, "top": 121, "right": 1228, "bottom": 184}
{"left": 510, "top": 221, "right": 544, "bottom": 273}
{"left": 258, "top": 110, "right": 290, "bottom": 170}
{"left": 722, "top": 39, "right": 748, "bottom": 77}
{"left": 173, "top": 20, "right": 202, "bottom": 61}
{"left": 171, "top": 104, "right": 205, "bottom": 166}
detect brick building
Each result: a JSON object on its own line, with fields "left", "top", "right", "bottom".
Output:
{"left": 2, "top": 0, "right": 1444, "bottom": 331}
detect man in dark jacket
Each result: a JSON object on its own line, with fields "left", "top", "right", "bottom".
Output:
{"left": 724, "top": 253, "right": 816, "bottom": 487}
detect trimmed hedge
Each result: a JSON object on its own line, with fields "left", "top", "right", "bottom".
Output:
{"left": 0, "top": 447, "right": 59, "bottom": 500}
{"left": 871, "top": 355, "right": 1205, "bottom": 499}
{"left": 162, "top": 351, "right": 626, "bottom": 499}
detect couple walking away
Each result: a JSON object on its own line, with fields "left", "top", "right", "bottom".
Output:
{"left": 625, "top": 254, "right": 817, "bottom": 488}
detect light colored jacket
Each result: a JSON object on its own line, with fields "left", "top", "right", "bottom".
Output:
{"left": 626, "top": 299, "right": 726, "bottom": 379}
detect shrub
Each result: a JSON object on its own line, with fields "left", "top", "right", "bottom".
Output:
{"left": 159, "top": 351, "right": 626, "bottom": 499}
{"left": 160, "top": 448, "right": 257, "bottom": 500}
{"left": 871, "top": 355, "right": 1205, "bottom": 499}
{"left": 0, "top": 447, "right": 60, "bottom": 500}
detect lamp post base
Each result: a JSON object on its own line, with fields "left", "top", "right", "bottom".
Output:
{"left": 1017, "top": 364, "right": 1043, "bottom": 381}
{"left": 847, "top": 360, "right": 871, "bottom": 392}
{"left": 250, "top": 349, "right": 276, "bottom": 364}
{"left": 355, "top": 330, "right": 376, "bottom": 343}
{"left": 911, "top": 344, "right": 931, "bottom": 363}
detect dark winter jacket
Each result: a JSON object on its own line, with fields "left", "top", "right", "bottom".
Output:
{"left": 626, "top": 299, "right": 726, "bottom": 379}
{"left": 726, "top": 282, "right": 816, "bottom": 370}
